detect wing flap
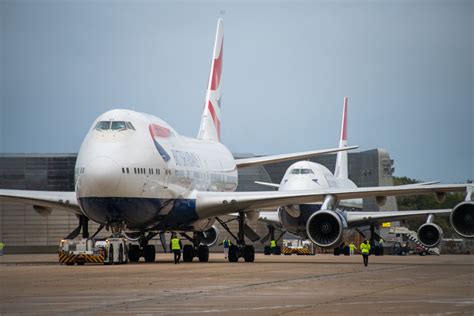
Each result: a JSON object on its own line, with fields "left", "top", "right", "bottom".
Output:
{"left": 346, "top": 209, "right": 451, "bottom": 227}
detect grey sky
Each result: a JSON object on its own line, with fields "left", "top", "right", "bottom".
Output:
{"left": 1, "top": 0, "right": 472, "bottom": 183}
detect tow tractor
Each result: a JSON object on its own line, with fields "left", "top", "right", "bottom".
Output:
{"left": 282, "top": 239, "right": 315, "bottom": 255}
{"left": 59, "top": 237, "right": 129, "bottom": 265}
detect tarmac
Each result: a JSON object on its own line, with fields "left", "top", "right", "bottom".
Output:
{"left": 0, "top": 253, "right": 473, "bottom": 315}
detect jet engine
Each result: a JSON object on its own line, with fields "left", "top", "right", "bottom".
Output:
{"left": 306, "top": 210, "right": 346, "bottom": 248}
{"left": 450, "top": 201, "right": 474, "bottom": 238}
{"left": 197, "top": 226, "right": 220, "bottom": 247}
{"left": 417, "top": 223, "right": 443, "bottom": 248}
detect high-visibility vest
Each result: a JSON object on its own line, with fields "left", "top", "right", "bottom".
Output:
{"left": 360, "top": 242, "right": 370, "bottom": 254}
{"left": 270, "top": 240, "right": 276, "bottom": 248}
{"left": 379, "top": 238, "right": 384, "bottom": 245}
{"left": 0, "top": 242, "right": 4, "bottom": 250}
{"left": 223, "top": 239, "right": 230, "bottom": 247}
{"left": 171, "top": 238, "right": 181, "bottom": 250}
{"left": 349, "top": 243, "right": 355, "bottom": 251}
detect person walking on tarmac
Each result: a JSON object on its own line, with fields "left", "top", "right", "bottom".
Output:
{"left": 170, "top": 234, "right": 182, "bottom": 264}
{"left": 360, "top": 240, "right": 371, "bottom": 266}
{"left": 349, "top": 242, "right": 357, "bottom": 255}
{"left": 378, "top": 237, "right": 385, "bottom": 256}
{"left": 222, "top": 237, "right": 231, "bottom": 259}
{"left": 270, "top": 239, "right": 277, "bottom": 254}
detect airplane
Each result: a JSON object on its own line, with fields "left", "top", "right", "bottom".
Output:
{"left": 0, "top": 20, "right": 472, "bottom": 264}
{"left": 256, "top": 97, "right": 474, "bottom": 252}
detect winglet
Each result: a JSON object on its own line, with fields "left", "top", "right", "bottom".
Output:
{"left": 198, "top": 19, "right": 224, "bottom": 142}
{"left": 334, "top": 97, "right": 349, "bottom": 179}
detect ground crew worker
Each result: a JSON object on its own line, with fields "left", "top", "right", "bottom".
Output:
{"left": 222, "top": 237, "right": 231, "bottom": 259}
{"left": 170, "top": 234, "right": 182, "bottom": 264}
{"left": 270, "top": 239, "right": 277, "bottom": 254}
{"left": 0, "top": 241, "right": 4, "bottom": 256}
{"left": 349, "top": 242, "right": 356, "bottom": 255}
{"left": 360, "top": 240, "right": 371, "bottom": 266}
{"left": 378, "top": 238, "right": 385, "bottom": 256}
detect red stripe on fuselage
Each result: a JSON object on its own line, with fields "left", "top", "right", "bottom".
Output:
{"left": 149, "top": 124, "right": 171, "bottom": 138}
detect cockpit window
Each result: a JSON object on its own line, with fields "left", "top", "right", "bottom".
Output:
{"left": 95, "top": 121, "right": 111, "bottom": 130}
{"left": 95, "top": 121, "right": 135, "bottom": 131}
{"left": 125, "top": 122, "right": 136, "bottom": 130}
{"left": 290, "top": 168, "right": 314, "bottom": 175}
{"left": 111, "top": 121, "right": 127, "bottom": 130}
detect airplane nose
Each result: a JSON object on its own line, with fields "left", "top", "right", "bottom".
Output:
{"left": 82, "top": 156, "right": 122, "bottom": 196}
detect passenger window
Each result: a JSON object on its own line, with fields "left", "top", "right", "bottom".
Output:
{"left": 290, "top": 169, "right": 300, "bottom": 174}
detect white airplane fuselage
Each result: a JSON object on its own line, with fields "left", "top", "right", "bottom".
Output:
{"left": 75, "top": 109, "right": 238, "bottom": 231}
{"left": 261, "top": 160, "right": 363, "bottom": 237}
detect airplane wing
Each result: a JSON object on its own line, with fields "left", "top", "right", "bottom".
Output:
{"left": 0, "top": 189, "right": 82, "bottom": 215}
{"left": 195, "top": 184, "right": 469, "bottom": 218}
{"left": 234, "top": 146, "right": 359, "bottom": 168}
{"left": 346, "top": 209, "right": 451, "bottom": 227}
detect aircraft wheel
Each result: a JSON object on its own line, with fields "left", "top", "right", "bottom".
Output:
{"left": 128, "top": 245, "right": 140, "bottom": 262}
{"left": 243, "top": 245, "right": 255, "bottom": 262}
{"left": 264, "top": 246, "right": 271, "bottom": 255}
{"left": 198, "top": 245, "right": 209, "bottom": 262}
{"left": 183, "top": 244, "right": 194, "bottom": 262}
{"left": 66, "top": 262, "right": 74, "bottom": 266}
{"left": 274, "top": 246, "right": 281, "bottom": 255}
{"left": 143, "top": 245, "right": 156, "bottom": 263}
{"left": 228, "top": 245, "right": 239, "bottom": 262}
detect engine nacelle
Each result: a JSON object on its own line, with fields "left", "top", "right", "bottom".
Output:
{"left": 417, "top": 223, "right": 443, "bottom": 248}
{"left": 285, "top": 205, "right": 301, "bottom": 217}
{"left": 375, "top": 196, "right": 387, "bottom": 207}
{"left": 450, "top": 201, "right": 474, "bottom": 238}
{"left": 306, "top": 210, "right": 346, "bottom": 248}
{"left": 197, "top": 226, "right": 219, "bottom": 247}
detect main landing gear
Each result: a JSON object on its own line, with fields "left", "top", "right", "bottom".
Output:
{"left": 216, "top": 212, "right": 255, "bottom": 262}
{"left": 128, "top": 232, "right": 159, "bottom": 263}
{"left": 180, "top": 232, "right": 210, "bottom": 263}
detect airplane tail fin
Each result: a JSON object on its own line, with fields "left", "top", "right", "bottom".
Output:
{"left": 197, "top": 19, "right": 224, "bottom": 142}
{"left": 334, "top": 97, "right": 349, "bottom": 179}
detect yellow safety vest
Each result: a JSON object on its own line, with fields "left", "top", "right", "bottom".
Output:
{"left": 0, "top": 242, "right": 4, "bottom": 250}
{"left": 349, "top": 243, "right": 355, "bottom": 251}
{"left": 171, "top": 238, "right": 181, "bottom": 250}
{"left": 270, "top": 240, "right": 276, "bottom": 248}
{"left": 360, "top": 242, "right": 370, "bottom": 254}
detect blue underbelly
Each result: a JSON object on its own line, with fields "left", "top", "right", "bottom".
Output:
{"left": 78, "top": 197, "right": 199, "bottom": 230}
